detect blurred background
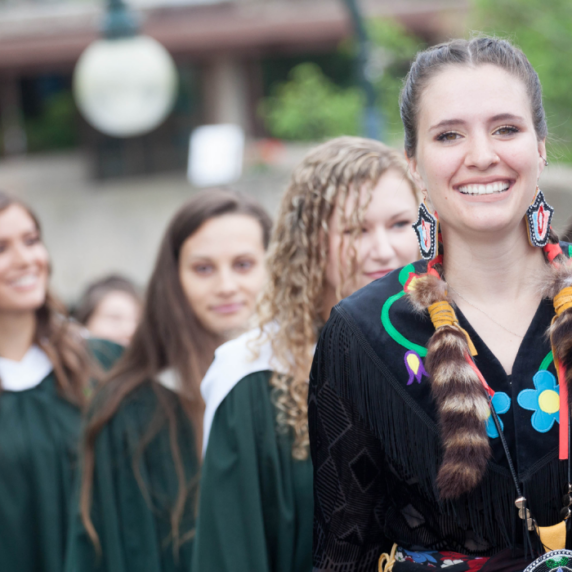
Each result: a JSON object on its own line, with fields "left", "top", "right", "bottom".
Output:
{"left": 1, "top": 0, "right": 571, "bottom": 303}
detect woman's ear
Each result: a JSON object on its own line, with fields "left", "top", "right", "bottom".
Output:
{"left": 537, "top": 138, "right": 547, "bottom": 179}
{"left": 407, "top": 155, "right": 426, "bottom": 194}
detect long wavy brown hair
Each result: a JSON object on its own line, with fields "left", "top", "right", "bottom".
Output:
{"left": 256, "top": 137, "right": 419, "bottom": 460}
{"left": 79, "top": 188, "right": 272, "bottom": 554}
{"left": 0, "top": 191, "right": 94, "bottom": 405}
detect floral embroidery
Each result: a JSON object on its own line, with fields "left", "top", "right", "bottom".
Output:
{"left": 404, "top": 351, "right": 429, "bottom": 385}
{"left": 402, "top": 549, "right": 438, "bottom": 564}
{"left": 394, "top": 548, "right": 489, "bottom": 570}
{"left": 518, "top": 370, "right": 560, "bottom": 433}
{"left": 485, "top": 391, "right": 511, "bottom": 439}
{"left": 380, "top": 264, "right": 428, "bottom": 357}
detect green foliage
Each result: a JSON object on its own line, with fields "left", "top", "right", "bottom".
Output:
{"left": 473, "top": 0, "right": 572, "bottom": 162}
{"left": 260, "top": 63, "right": 363, "bottom": 141}
{"left": 366, "top": 19, "right": 424, "bottom": 139}
{"left": 260, "top": 18, "right": 423, "bottom": 142}
{"left": 24, "top": 90, "right": 78, "bottom": 152}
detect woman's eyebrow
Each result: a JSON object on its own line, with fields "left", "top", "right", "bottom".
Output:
{"left": 429, "top": 113, "right": 525, "bottom": 133}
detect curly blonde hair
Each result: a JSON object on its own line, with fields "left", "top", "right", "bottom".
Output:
{"left": 257, "top": 136, "right": 419, "bottom": 459}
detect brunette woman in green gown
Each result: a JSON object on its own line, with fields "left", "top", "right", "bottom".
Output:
{"left": 65, "top": 189, "right": 272, "bottom": 572}
{"left": 193, "top": 137, "right": 422, "bottom": 572}
{"left": 0, "top": 191, "right": 122, "bottom": 572}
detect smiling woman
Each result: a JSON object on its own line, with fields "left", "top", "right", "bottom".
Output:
{"left": 309, "top": 37, "right": 572, "bottom": 572}
{"left": 0, "top": 192, "right": 122, "bottom": 572}
{"left": 192, "top": 137, "right": 420, "bottom": 572}
{"left": 65, "top": 189, "right": 271, "bottom": 572}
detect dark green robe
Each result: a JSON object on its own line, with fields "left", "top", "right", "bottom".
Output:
{"left": 65, "top": 381, "right": 199, "bottom": 572}
{"left": 0, "top": 338, "right": 122, "bottom": 572}
{"left": 192, "top": 370, "right": 313, "bottom": 572}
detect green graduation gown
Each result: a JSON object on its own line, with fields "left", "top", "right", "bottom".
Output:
{"left": 0, "top": 338, "right": 122, "bottom": 572}
{"left": 64, "top": 379, "right": 199, "bottom": 572}
{"left": 193, "top": 345, "right": 313, "bottom": 572}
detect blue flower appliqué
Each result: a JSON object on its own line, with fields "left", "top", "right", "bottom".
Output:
{"left": 485, "top": 392, "right": 511, "bottom": 439}
{"left": 402, "top": 550, "right": 438, "bottom": 564}
{"left": 517, "top": 370, "right": 560, "bottom": 433}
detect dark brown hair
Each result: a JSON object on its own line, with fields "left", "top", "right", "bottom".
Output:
{"left": 74, "top": 274, "right": 142, "bottom": 326}
{"left": 400, "top": 36, "right": 547, "bottom": 158}
{"left": 0, "top": 191, "right": 94, "bottom": 405}
{"left": 80, "top": 188, "right": 272, "bottom": 553}
{"left": 401, "top": 37, "right": 552, "bottom": 499}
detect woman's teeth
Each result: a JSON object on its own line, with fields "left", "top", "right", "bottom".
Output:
{"left": 10, "top": 275, "right": 38, "bottom": 287}
{"left": 458, "top": 182, "right": 510, "bottom": 195}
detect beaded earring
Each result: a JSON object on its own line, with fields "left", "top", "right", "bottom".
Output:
{"left": 412, "top": 200, "right": 439, "bottom": 260}
{"left": 526, "top": 188, "right": 554, "bottom": 248}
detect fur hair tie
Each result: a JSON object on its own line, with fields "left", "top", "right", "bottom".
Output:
{"left": 407, "top": 273, "right": 491, "bottom": 499}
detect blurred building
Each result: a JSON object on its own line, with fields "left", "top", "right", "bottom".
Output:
{"left": 0, "top": 0, "right": 468, "bottom": 178}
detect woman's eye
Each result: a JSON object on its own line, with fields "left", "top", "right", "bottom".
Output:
{"left": 193, "top": 264, "right": 213, "bottom": 275}
{"left": 494, "top": 125, "right": 519, "bottom": 136}
{"left": 392, "top": 220, "right": 411, "bottom": 229}
{"left": 24, "top": 235, "right": 40, "bottom": 246}
{"left": 436, "top": 131, "right": 461, "bottom": 142}
{"left": 234, "top": 259, "right": 254, "bottom": 272}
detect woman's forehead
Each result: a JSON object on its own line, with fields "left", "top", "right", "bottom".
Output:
{"left": 417, "top": 64, "right": 531, "bottom": 127}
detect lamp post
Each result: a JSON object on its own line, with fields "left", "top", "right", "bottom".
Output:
{"left": 102, "top": 0, "right": 139, "bottom": 39}
{"left": 73, "top": 0, "right": 178, "bottom": 138}
{"left": 342, "top": 0, "right": 382, "bottom": 141}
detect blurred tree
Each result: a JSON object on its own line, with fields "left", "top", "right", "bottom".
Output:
{"left": 24, "top": 91, "right": 78, "bottom": 152}
{"left": 363, "top": 18, "right": 423, "bottom": 139}
{"left": 473, "top": 0, "right": 572, "bottom": 162}
{"left": 260, "top": 63, "right": 363, "bottom": 141}
{"left": 260, "top": 18, "right": 423, "bottom": 142}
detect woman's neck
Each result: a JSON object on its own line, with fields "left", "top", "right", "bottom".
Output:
{"left": 0, "top": 311, "right": 36, "bottom": 361}
{"left": 442, "top": 222, "right": 548, "bottom": 303}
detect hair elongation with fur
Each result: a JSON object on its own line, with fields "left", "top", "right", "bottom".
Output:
{"left": 400, "top": 37, "right": 572, "bottom": 500}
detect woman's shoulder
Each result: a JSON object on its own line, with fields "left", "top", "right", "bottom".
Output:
{"left": 86, "top": 337, "right": 124, "bottom": 371}
{"left": 332, "top": 260, "right": 432, "bottom": 351}
{"left": 338, "top": 260, "right": 425, "bottom": 320}
{"left": 202, "top": 328, "right": 276, "bottom": 454}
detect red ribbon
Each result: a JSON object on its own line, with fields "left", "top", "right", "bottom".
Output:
{"left": 465, "top": 353, "right": 495, "bottom": 398}
{"left": 544, "top": 242, "right": 562, "bottom": 263}
{"left": 427, "top": 255, "right": 443, "bottom": 279}
{"left": 559, "top": 361, "right": 569, "bottom": 460}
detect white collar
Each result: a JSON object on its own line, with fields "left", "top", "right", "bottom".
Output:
{"left": 156, "top": 368, "right": 182, "bottom": 393}
{"left": 0, "top": 345, "right": 53, "bottom": 392}
{"left": 201, "top": 325, "right": 285, "bottom": 457}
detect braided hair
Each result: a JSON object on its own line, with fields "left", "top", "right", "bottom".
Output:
{"left": 401, "top": 37, "right": 572, "bottom": 500}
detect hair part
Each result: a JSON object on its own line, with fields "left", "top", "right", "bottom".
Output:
{"left": 80, "top": 188, "right": 272, "bottom": 555}
{"left": 256, "top": 136, "right": 419, "bottom": 460}
{"left": 400, "top": 36, "right": 547, "bottom": 158}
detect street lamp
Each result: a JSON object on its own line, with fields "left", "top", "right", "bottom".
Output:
{"left": 342, "top": 0, "right": 382, "bottom": 141}
{"left": 73, "top": 0, "right": 178, "bottom": 138}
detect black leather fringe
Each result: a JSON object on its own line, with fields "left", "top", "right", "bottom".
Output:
{"left": 316, "top": 305, "right": 568, "bottom": 555}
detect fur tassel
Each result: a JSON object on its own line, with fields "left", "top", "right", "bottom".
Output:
{"left": 408, "top": 274, "right": 492, "bottom": 500}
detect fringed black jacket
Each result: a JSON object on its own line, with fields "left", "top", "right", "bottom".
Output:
{"left": 309, "top": 257, "right": 571, "bottom": 572}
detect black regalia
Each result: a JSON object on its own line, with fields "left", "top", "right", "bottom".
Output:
{"left": 309, "top": 252, "right": 572, "bottom": 572}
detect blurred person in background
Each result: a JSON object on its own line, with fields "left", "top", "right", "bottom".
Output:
{"left": 0, "top": 191, "right": 122, "bottom": 572}
{"left": 74, "top": 274, "right": 142, "bottom": 346}
{"left": 65, "top": 189, "right": 272, "bottom": 572}
{"left": 192, "top": 137, "right": 421, "bottom": 572}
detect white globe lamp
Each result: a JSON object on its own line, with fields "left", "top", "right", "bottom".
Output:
{"left": 73, "top": 0, "right": 178, "bottom": 138}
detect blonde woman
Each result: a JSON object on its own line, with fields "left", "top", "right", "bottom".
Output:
{"left": 192, "top": 137, "right": 421, "bottom": 572}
